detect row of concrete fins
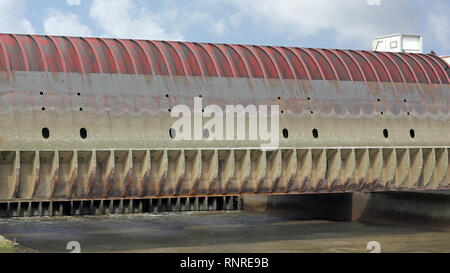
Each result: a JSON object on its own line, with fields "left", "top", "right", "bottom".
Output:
{"left": 0, "top": 147, "right": 449, "bottom": 200}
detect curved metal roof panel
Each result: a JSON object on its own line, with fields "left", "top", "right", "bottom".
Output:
{"left": 0, "top": 34, "right": 448, "bottom": 84}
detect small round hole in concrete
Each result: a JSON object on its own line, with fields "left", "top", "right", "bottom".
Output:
{"left": 410, "top": 129, "right": 415, "bottom": 139}
{"left": 42, "top": 128, "right": 50, "bottom": 139}
{"left": 312, "top": 128, "right": 318, "bottom": 138}
{"left": 282, "top": 128, "right": 288, "bottom": 139}
{"left": 80, "top": 128, "right": 87, "bottom": 139}
{"left": 169, "top": 128, "right": 176, "bottom": 139}
{"left": 203, "top": 128, "right": 209, "bottom": 139}
{"left": 383, "top": 129, "right": 389, "bottom": 138}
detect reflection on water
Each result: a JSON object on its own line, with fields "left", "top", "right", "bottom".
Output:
{"left": 0, "top": 211, "right": 449, "bottom": 253}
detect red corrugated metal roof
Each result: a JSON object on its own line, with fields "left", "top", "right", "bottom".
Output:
{"left": 0, "top": 34, "right": 448, "bottom": 84}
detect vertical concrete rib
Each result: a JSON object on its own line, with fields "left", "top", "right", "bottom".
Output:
{"left": 267, "top": 149, "right": 282, "bottom": 193}
{"left": 198, "top": 150, "right": 218, "bottom": 194}
{"left": 31, "top": 151, "right": 40, "bottom": 198}
{"left": 68, "top": 150, "right": 78, "bottom": 198}
{"left": 382, "top": 148, "right": 396, "bottom": 189}
{"left": 296, "top": 149, "right": 312, "bottom": 191}
{"left": 407, "top": 148, "right": 423, "bottom": 188}
{"left": 441, "top": 148, "right": 450, "bottom": 187}
{"left": 122, "top": 150, "right": 134, "bottom": 197}
{"left": 101, "top": 151, "right": 115, "bottom": 197}
{"left": 429, "top": 148, "right": 448, "bottom": 188}
{"left": 231, "top": 150, "right": 250, "bottom": 193}
{"left": 12, "top": 151, "right": 21, "bottom": 198}
{"left": 218, "top": 150, "right": 234, "bottom": 194}
{"left": 182, "top": 150, "right": 201, "bottom": 195}
{"left": 368, "top": 148, "right": 382, "bottom": 189}
{"left": 49, "top": 151, "right": 60, "bottom": 198}
{"left": 137, "top": 150, "right": 151, "bottom": 196}
{"left": 165, "top": 150, "right": 184, "bottom": 195}
{"left": 421, "top": 148, "right": 435, "bottom": 188}
{"left": 340, "top": 149, "right": 356, "bottom": 190}
{"left": 311, "top": 149, "right": 327, "bottom": 191}
{"left": 326, "top": 149, "right": 341, "bottom": 190}
{"left": 352, "top": 148, "right": 369, "bottom": 190}
{"left": 395, "top": 148, "right": 409, "bottom": 188}
{"left": 150, "top": 150, "right": 168, "bottom": 196}
{"left": 0, "top": 152, "right": 18, "bottom": 199}
{"left": 280, "top": 149, "right": 297, "bottom": 192}
{"left": 250, "top": 150, "right": 266, "bottom": 193}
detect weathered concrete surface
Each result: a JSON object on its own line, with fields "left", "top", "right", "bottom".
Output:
{"left": 354, "top": 191, "right": 450, "bottom": 231}
{"left": 243, "top": 193, "right": 354, "bottom": 221}
{"left": 244, "top": 191, "right": 450, "bottom": 231}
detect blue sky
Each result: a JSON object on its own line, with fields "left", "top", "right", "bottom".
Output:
{"left": 1, "top": 0, "right": 449, "bottom": 54}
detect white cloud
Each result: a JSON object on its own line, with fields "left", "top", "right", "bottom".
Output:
{"left": 366, "top": 0, "right": 381, "bottom": 6}
{"left": 43, "top": 9, "right": 92, "bottom": 37}
{"left": 0, "top": 0, "right": 34, "bottom": 34}
{"left": 427, "top": 12, "right": 450, "bottom": 52}
{"left": 226, "top": 0, "right": 417, "bottom": 47}
{"left": 89, "top": 0, "right": 183, "bottom": 40}
{"left": 66, "top": 0, "right": 81, "bottom": 6}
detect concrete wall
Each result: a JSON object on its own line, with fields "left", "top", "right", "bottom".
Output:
{"left": 243, "top": 190, "right": 450, "bottom": 231}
